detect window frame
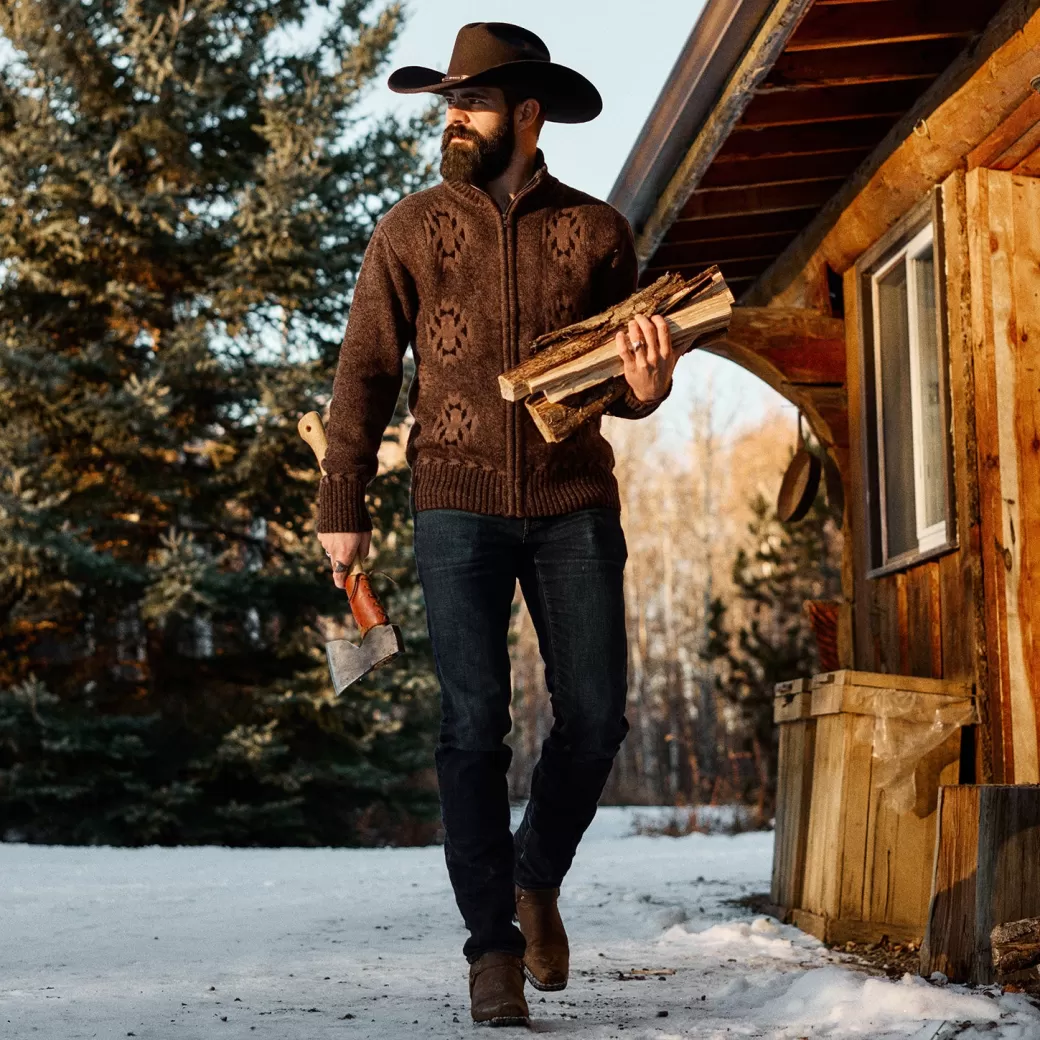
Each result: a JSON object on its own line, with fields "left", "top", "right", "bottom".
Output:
{"left": 854, "top": 191, "right": 957, "bottom": 579}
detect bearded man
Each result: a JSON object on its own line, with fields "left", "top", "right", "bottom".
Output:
{"left": 316, "top": 22, "right": 677, "bottom": 1028}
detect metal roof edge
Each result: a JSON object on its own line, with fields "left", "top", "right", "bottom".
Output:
{"left": 606, "top": 0, "right": 777, "bottom": 235}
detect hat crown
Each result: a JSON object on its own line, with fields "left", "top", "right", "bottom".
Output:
{"left": 444, "top": 22, "right": 550, "bottom": 81}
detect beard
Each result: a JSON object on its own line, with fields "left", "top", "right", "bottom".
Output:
{"left": 439, "top": 111, "right": 516, "bottom": 186}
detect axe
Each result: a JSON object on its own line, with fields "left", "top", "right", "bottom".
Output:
{"left": 297, "top": 411, "right": 404, "bottom": 694}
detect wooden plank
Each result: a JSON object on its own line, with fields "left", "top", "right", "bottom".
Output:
{"left": 897, "top": 571, "right": 911, "bottom": 674}
{"left": 785, "top": 1, "right": 985, "bottom": 54}
{"left": 762, "top": 38, "right": 966, "bottom": 90}
{"left": 698, "top": 151, "right": 869, "bottom": 190}
{"left": 633, "top": 0, "right": 819, "bottom": 267}
{"left": 746, "top": 2, "right": 1040, "bottom": 306}
{"left": 1013, "top": 145, "right": 1040, "bottom": 175}
{"left": 771, "top": 715, "right": 817, "bottom": 909}
{"left": 774, "top": 690, "right": 813, "bottom": 723}
{"left": 940, "top": 170, "right": 995, "bottom": 781}
{"left": 643, "top": 258, "right": 775, "bottom": 282}
{"left": 802, "top": 714, "right": 848, "bottom": 917}
{"left": 844, "top": 265, "right": 873, "bottom": 671}
{"left": 664, "top": 208, "right": 818, "bottom": 243}
{"left": 679, "top": 180, "right": 843, "bottom": 220}
{"left": 740, "top": 80, "right": 929, "bottom": 128}
{"left": 790, "top": 907, "right": 922, "bottom": 946}
{"left": 714, "top": 117, "right": 901, "bottom": 162}
{"left": 921, "top": 786, "right": 980, "bottom": 981}
{"left": 809, "top": 668, "right": 972, "bottom": 695}
{"left": 973, "top": 786, "right": 1040, "bottom": 981}
{"left": 653, "top": 232, "right": 799, "bottom": 267}
{"left": 810, "top": 684, "right": 976, "bottom": 723}
{"left": 967, "top": 92, "right": 1040, "bottom": 170}
{"left": 838, "top": 712, "right": 874, "bottom": 920}
{"left": 970, "top": 169, "right": 1040, "bottom": 783}
{"left": 889, "top": 731, "right": 962, "bottom": 926}
{"left": 905, "top": 563, "right": 939, "bottom": 678}
{"left": 967, "top": 168, "right": 1016, "bottom": 783}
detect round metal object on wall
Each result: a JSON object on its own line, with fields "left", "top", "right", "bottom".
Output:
{"left": 776, "top": 411, "right": 822, "bottom": 523}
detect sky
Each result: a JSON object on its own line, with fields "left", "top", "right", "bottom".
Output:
{"left": 308, "top": 0, "right": 789, "bottom": 439}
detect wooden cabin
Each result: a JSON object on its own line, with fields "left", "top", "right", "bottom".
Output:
{"left": 611, "top": 0, "right": 1040, "bottom": 981}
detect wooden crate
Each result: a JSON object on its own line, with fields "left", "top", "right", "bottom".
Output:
{"left": 921, "top": 785, "right": 1040, "bottom": 983}
{"left": 771, "top": 678, "right": 815, "bottom": 914}
{"left": 793, "top": 669, "right": 975, "bottom": 945}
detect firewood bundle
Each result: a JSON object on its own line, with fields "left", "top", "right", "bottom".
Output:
{"left": 499, "top": 266, "right": 733, "bottom": 443}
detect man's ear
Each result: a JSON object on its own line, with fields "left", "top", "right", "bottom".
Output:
{"left": 516, "top": 97, "right": 542, "bottom": 133}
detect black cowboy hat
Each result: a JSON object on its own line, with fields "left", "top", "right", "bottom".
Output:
{"left": 387, "top": 21, "right": 602, "bottom": 124}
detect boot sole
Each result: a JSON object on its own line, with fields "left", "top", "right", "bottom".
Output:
{"left": 474, "top": 1013, "right": 531, "bottom": 1027}
{"left": 522, "top": 962, "right": 567, "bottom": 992}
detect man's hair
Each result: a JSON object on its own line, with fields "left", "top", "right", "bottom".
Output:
{"left": 500, "top": 84, "right": 546, "bottom": 136}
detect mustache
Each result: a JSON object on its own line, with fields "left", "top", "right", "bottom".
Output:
{"left": 442, "top": 124, "right": 482, "bottom": 147}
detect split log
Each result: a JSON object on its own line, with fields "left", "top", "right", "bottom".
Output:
{"left": 524, "top": 379, "right": 628, "bottom": 444}
{"left": 991, "top": 918, "right": 1040, "bottom": 978}
{"left": 532, "top": 280, "right": 732, "bottom": 403}
{"left": 500, "top": 267, "right": 731, "bottom": 402}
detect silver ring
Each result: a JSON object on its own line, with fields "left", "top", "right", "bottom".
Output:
{"left": 333, "top": 560, "right": 349, "bottom": 573}
{"left": 630, "top": 338, "right": 645, "bottom": 350}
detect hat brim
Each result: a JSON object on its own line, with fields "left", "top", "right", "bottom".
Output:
{"left": 387, "top": 59, "right": 602, "bottom": 124}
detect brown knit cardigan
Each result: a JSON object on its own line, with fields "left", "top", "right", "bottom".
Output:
{"left": 317, "top": 149, "right": 672, "bottom": 533}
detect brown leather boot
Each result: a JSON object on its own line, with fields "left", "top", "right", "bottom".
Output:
{"left": 468, "top": 951, "right": 530, "bottom": 1027}
{"left": 514, "top": 885, "right": 569, "bottom": 991}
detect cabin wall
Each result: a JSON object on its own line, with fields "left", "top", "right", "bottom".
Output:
{"left": 839, "top": 162, "right": 1040, "bottom": 785}
{"left": 840, "top": 175, "right": 988, "bottom": 775}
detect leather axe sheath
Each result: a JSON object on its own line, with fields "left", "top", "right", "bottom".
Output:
{"left": 297, "top": 411, "right": 404, "bottom": 694}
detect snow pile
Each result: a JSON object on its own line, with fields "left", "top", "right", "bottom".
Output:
{"left": 761, "top": 965, "right": 1003, "bottom": 1035}
{"left": 659, "top": 914, "right": 825, "bottom": 963}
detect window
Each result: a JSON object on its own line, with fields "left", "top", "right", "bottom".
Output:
{"left": 857, "top": 195, "right": 955, "bottom": 574}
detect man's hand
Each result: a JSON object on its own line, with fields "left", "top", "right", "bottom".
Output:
{"left": 615, "top": 313, "right": 676, "bottom": 402}
{"left": 318, "top": 530, "right": 372, "bottom": 591}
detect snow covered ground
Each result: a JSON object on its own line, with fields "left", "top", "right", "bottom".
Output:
{"left": 2, "top": 805, "right": 1038, "bottom": 1039}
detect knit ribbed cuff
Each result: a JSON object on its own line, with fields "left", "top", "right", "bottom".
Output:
{"left": 608, "top": 378, "right": 673, "bottom": 419}
{"left": 316, "top": 474, "right": 373, "bottom": 533}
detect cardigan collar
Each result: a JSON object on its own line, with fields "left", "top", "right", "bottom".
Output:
{"left": 441, "top": 148, "right": 556, "bottom": 218}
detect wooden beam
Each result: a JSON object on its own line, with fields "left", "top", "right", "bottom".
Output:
{"left": 968, "top": 91, "right": 1040, "bottom": 170}
{"left": 652, "top": 232, "right": 798, "bottom": 266}
{"left": 663, "top": 207, "right": 818, "bottom": 244}
{"left": 633, "top": 0, "right": 819, "bottom": 267}
{"left": 644, "top": 257, "right": 776, "bottom": 281}
{"left": 763, "top": 37, "right": 967, "bottom": 89}
{"left": 786, "top": 1, "right": 986, "bottom": 53}
{"left": 679, "top": 179, "right": 843, "bottom": 220}
{"left": 739, "top": 80, "right": 926, "bottom": 128}
{"left": 696, "top": 306, "right": 848, "bottom": 449}
{"left": 745, "top": 1, "right": 1040, "bottom": 305}
{"left": 714, "top": 117, "right": 899, "bottom": 162}
{"left": 699, "top": 151, "right": 869, "bottom": 190}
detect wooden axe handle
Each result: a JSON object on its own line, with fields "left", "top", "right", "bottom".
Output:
{"left": 297, "top": 410, "right": 390, "bottom": 637}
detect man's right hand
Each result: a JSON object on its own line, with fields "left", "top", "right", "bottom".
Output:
{"left": 317, "top": 531, "right": 372, "bottom": 592}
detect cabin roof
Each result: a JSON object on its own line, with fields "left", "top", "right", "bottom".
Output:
{"left": 609, "top": 0, "right": 1008, "bottom": 300}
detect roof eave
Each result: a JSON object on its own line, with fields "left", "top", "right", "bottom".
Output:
{"left": 606, "top": 0, "right": 777, "bottom": 236}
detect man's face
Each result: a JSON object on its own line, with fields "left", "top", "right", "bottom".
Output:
{"left": 439, "top": 86, "right": 516, "bottom": 185}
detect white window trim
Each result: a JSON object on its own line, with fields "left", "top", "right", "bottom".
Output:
{"left": 869, "top": 221, "right": 947, "bottom": 564}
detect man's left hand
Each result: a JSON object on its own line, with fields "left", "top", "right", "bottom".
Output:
{"left": 614, "top": 313, "right": 677, "bottom": 403}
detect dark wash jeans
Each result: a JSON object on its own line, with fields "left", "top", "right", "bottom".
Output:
{"left": 412, "top": 506, "right": 631, "bottom": 963}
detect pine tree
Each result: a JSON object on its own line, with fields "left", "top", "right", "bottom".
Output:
{"left": 705, "top": 479, "right": 842, "bottom": 814}
{"left": 0, "top": 1, "right": 441, "bottom": 844}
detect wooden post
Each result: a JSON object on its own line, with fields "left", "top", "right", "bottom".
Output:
{"left": 921, "top": 785, "right": 1040, "bottom": 983}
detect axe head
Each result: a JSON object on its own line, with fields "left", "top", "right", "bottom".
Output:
{"left": 326, "top": 623, "right": 405, "bottom": 695}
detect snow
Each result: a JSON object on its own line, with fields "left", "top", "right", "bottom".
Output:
{"left": 1, "top": 805, "right": 1037, "bottom": 1039}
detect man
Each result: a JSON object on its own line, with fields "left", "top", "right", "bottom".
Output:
{"left": 316, "top": 22, "right": 677, "bottom": 1027}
